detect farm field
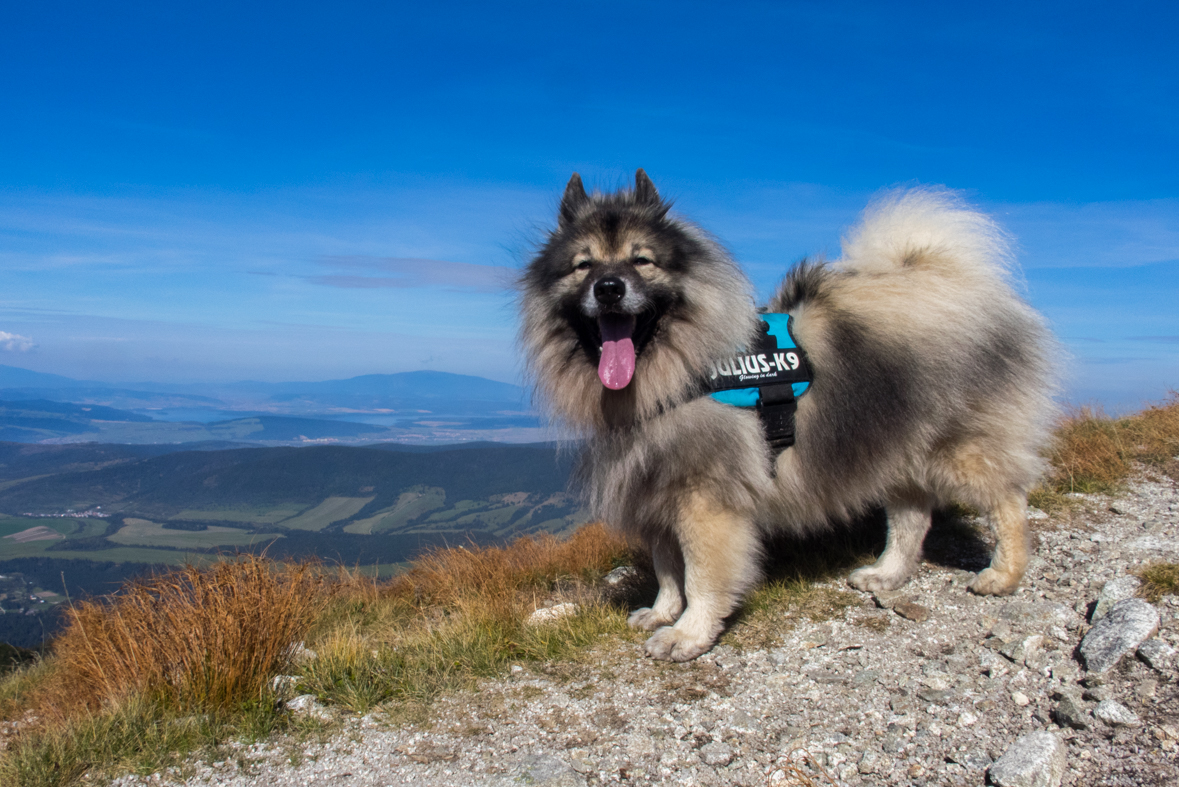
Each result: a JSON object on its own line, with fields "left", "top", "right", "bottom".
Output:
{"left": 344, "top": 487, "right": 446, "bottom": 534}
{"left": 108, "top": 519, "right": 283, "bottom": 550}
{"left": 173, "top": 506, "right": 307, "bottom": 524}
{"left": 278, "top": 496, "right": 375, "bottom": 531}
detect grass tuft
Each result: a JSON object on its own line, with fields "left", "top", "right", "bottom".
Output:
{"left": 1032, "top": 394, "right": 1179, "bottom": 509}
{"left": 46, "top": 555, "right": 327, "bottom": 718}
{"left": 1137, "top": 562, "right": 1179, "bottom": 603}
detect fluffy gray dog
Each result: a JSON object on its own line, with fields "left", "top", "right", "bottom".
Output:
{"left": 520, "top": 170, "right": 1057, "bottom": 662}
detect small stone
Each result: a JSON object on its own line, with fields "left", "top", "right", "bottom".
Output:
{"left": 699, "top": 741, "right": 734, "bottom": 767}
{"left": 569, "top": 751, "right": 595, "bottom": 773}
{"left": 1001, "top": 634, "right": 1045, "bottom": 666}
{"left": 1011, "top": 691, "right": 1031, "bottom": 706}
{"left": 872, "top": 590, "right": 907, "bottom": 609}
{"left": 894, "top": 601, "right": 931, "bottom": 622}
{"left": 917, "top": 687, "right": 954, "bottom": 704}
{"left": 510, "top": 664, "right": 524, "bottom": 674}
{"left": 1050, "top": 695, "right": 1091, "bottom": 730}
{"left": 987, "top": 731, "right": 1066, "bottom": 787}
{"left": 603, "top": 566, "right": 636, "bottom": 585}
{"left": 858, "top": 750, "right": 879, "bottom": 774}
{"left": 1081, "top": 686, "right": 1110, "bottom": 702}
{"left": 1137, "top": 638, "right": 1177, "bottom": 671}
{"left": 1091, "top": 576, "right": 1142, "bottom": 623}
{"left": 526, "top": 602, "right": 579, "bottom": 625}
{"left": 1079, "top": 598, "right": 1160, "bottom": 673}
{"left": 285, "top": 694, "right": 331, "bottom": 721}
{"left": 1027, "top": 506, "right": 1049, "bottom": 520}
{"left": 957, "top": 711, "right": 979, "bottom": 727}
{"left": 1094, "top": 700, "right": 1140, "bottom": 727}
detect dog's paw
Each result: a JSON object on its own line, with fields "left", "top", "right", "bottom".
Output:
{"left": 628, "top": 607, "right": 674, "bottom": 631}
{"left": 848, "top": 565, "right": 909, "bottom": 593}
{"left": 969, "top": 568, "right": 1021, "bottom": 596}
{"left": 643, "top": 626, "right": 715, "bottom": 662}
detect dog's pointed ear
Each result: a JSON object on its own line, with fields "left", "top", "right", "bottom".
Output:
{"left": 559, "top": 173, "right": 589, "bottom": 227}
{"left": 634, "top": 169, "right": 660, "bottom": 206}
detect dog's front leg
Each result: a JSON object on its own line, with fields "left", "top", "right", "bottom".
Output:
{"left": 628, "top": 533, "right": 685, "bottom": 630}
{"left": 643, "top": 492, "right": 762, "bottom": 662}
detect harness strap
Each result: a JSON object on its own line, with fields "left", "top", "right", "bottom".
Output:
{"left": 701, "top": 314, "right": 812, "bottom": 455}
{"left": 754, "top": 383, "right": 798, "bottom": 451}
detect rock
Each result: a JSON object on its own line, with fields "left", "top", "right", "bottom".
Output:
{"left": 285, "top": 694, "right": 331, "bottom": 721}
{"left": 987, "top": 731, "right": 1066, "bottom": 787}
{"left": 1091, "top": 576, "right": 1142, "bottom": 623}
{"left": 501, "top": 754, "right": 582, "bottom": 787}
{"left": 699, "top": 741, "right": 734, "bottom": 767}
{"left": 1001, "top": 634, "right": 1045, "bottom": 666}
{"left": 270, "top": 675, "right": 300, "bottom": 696}
{"left": 1050, "top": 694, "right": 1091, "bottom": 730}
{"left": 1027, "top": 506, "right": 1049, "bottom": 520}
{"left": 1137, "top": 638, "right": 1177, "bottom": 671}
{"left": 286, "top": 642, "right": 318, "bottom": 666}
{"left": 997, "top": 601, "right": 1082, "bottom": 632}
{"left": 527, "top": 602, "right": 579, "bottom": 625}
{"left": 894, "top": 601, "right": 931, "bottom": 622}
{"left": 1011, "top": 691, "right": 1030, "bottom": 707}
{"left": 1079, "top": 598, "right": 1160, "bottom": 673}
{"left": 603, "top": 566, "right": 636, "bottom": 585}
{"left": 1094, "top": 700, "right": 1141, "bottom": 727}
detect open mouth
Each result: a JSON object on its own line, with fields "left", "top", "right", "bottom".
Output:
{"left": 592, "top": 310, "right": 660, "bottom": 390}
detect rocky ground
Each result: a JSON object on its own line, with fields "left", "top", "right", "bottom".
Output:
{"left": 114, "top": 474, "right": 1179, "bottom": 787}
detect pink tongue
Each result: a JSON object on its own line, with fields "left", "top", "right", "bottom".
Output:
{"left": 598, "top": 314, "right": 636, "bottom": 390}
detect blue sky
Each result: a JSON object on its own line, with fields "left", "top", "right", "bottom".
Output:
{"left": 1, "top": 1, "right": 1176, "bottom": 410}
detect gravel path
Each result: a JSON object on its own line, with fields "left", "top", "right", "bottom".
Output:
{"left": 115, "top": 474, "right": 1179, "bottom": 787}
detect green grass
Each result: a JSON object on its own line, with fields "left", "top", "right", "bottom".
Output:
{"left": 174, "top": 507, "right": 307, "bottom": 524}
{"left": 108, "top": 519, "right": 284, "bottom": 550}
{"left": 0, "top": 694, "right": 286, "bottom": 787}
{"left": 343, "top": 487, "right": 445, "bottom": 534}
{"left": 278, "top": 497, "right": 375, "bottom": 532}
{"left": 39, "top": 548, "right": 222, "bottom": 566}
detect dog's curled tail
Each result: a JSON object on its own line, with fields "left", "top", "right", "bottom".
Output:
{"left": 838, "top": 187, "right": 1015, "bottom": 281}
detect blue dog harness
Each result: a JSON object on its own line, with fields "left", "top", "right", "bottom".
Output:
{"left": 703, "top": 313, "right": 812, "bottom": 452}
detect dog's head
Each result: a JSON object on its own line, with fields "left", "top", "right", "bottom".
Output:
{"left": 520, "top": 170, "right": 757, "bottom": 431}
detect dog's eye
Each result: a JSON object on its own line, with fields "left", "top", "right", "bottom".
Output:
{"left": 575, "top": 260, "right": 592, "bottom": 271}
{"left": 633, "top": 255, "right": 653, "bottom": 266}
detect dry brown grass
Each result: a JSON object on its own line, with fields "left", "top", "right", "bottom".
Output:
{"left": 390, "top": 522, "right": 629, "bottom": 606}
{"left": 1137, "top": 562, "right": 1179, "bottom": 603}
{"left": 1032, "top": 393, "right": 1179, "bottom": 507}
{"left": 42, "top": 556, "right": 327, "bottom": 719}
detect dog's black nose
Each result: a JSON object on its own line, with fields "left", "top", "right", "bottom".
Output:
{"left": 593, "top": 277, "right": 626, "bottom": 305}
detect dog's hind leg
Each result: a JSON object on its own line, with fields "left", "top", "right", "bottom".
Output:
{"left": 848, "top": 495, "right": 932, "bottom": 592}
{"left": 628, "top": 534, "right": 685, "bottom": 631}
{"left": 643, "top": 492, "right": 762, "bottom": 662}
{"left": 969, "top": 493, "right": 1030, "bottom": 595}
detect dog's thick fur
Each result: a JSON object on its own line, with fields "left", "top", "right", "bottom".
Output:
{"left": 520, "top": 171, "right": 1057, "bottom": 661}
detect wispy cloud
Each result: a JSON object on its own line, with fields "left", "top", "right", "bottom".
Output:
{"left": 0, "top": 331, "right": 36, "bottom": 352}
{"left": 1128, "top": 336, "right": 1179, "bottom": 344}
{"left": 305, "top": 257, "right": 516, "bottom": 293}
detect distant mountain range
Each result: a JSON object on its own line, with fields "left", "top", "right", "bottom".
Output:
{"left": 0, "top": 366, "right": 544, "bottom": 445}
